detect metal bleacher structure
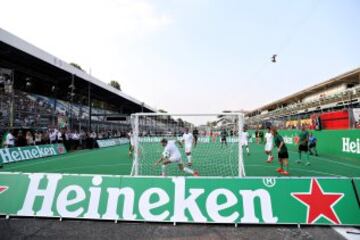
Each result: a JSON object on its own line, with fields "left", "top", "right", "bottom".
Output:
{"left": 246, "top": 68, "right": 360, "bottom": 126}
{"left": 0, "top": 28, "right": 157, "bottom": 132}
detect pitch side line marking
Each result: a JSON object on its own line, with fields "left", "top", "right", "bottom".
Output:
{"left": 245, "top": 164, "right": 343, "bottom": 177}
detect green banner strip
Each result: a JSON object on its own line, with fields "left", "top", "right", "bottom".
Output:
{"left": 0, "top": 144, "right": 67, "bottom": 164}
{"left": 249, "top": 129, "right": 360, "bottom": 161}
{"left": 0, "top": 172, "right": 359, "bottom": 225}
{"left": 96, "top": 138, "right": 129, "bottom": 148}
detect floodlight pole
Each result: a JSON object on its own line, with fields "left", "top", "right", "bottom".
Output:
{"left": 88, "top": 82, "right": 92, "bottom": 131}
{"left": 9, "top": 72, "right": 14, "bottom": 128}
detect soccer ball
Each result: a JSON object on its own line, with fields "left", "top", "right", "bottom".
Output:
{"left": 163, "top": 150, "right": 170, "bottom": 158}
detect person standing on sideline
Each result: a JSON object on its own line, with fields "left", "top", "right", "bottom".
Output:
{"left": 297, "top": 126, "right": 310, "bottom": 166}
{"left": 308, "top": 133, "right": 318, "bottom": 156}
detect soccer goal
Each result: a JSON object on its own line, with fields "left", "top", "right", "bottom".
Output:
{"left": 130, "top": 113, "right": 245, "bottom": 177}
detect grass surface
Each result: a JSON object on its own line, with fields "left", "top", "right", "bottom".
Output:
{"left": 1, "top": 143, "right": 359, "bottom": 177}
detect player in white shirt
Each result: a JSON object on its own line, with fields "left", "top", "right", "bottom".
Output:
{"left": 264, "top": 127, "right": 274, "bottom": 163}
{"left": 155, "top": 138, "right": 199, "bottom": 176}
{"left": 241, "top": 128, "right": 250, "bottom": 155}
{"left": 182, "top": 128, "right": 194, "bottom": 166}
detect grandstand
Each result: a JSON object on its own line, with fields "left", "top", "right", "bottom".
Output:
{"left": 246, "top": 67, "right": 360, "bottom": 130}
{"left": 0, "top": 27, "right": 156, "bottom": 134}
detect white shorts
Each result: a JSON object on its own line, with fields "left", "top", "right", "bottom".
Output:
{"left": 241, "top": 141, "right": 248, "bottom": 147}
{"left": 265, "top": 144, "right": 273, "bottom": 152}
{"left": 185, "top": 144, "right": 192, "bottom": 153}
{"left": 169, "top": 155, "right": 182, "bottom": 163}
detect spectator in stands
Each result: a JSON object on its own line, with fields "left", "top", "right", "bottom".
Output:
{"left": 49, "top": 129, "right": 58, "bottom": 144}
{"left": 71, "top": 130, "right": 80, "bottom": 150}
{"left": 4, "top": 130, "right": 15, "bottom": 148}
{"left": 34, "top": 131, "right": 42, "bottom": 145}
{"left": 16, "top": 131, "right": 26, "bottom": 147}
{"left": 80, "top": 129, "right": 86, "bottom": 148}
{"left": 25, "top": 131, "right": 34, "bottom": 145}
{"left": 98, "top": 131, "right": 103, "bottom": 140}
{"left": 57, "top": 129, "right": 63, "bottom": 143}
{"left": 63, "top": 129, "right": 71, "bottom": 151}
{"left": 42, "top": 131, "right": 49, "bottom": 144}
{"left": 90, "top": 131, "right": 97, "bottom": 149}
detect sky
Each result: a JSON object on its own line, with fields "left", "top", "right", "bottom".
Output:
{"left": 1, "top": 0, "right": 360, "bottom": 114}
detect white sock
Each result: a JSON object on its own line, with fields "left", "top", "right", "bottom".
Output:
{"left": 246, "top": 147, "right": 249, "bottom": 153}
{"left": 161, "top": 165, "right": 166, "bottom": 176}
{"left": 187, "top": 155, "right": 192, "bottom": 163}
{"left": 183, "top": 167, "right": 194, "bottom": 175}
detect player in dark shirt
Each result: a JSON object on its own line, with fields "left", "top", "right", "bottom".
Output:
{"left": 192, "top": 128, "right": 199, "bottom": 147}
{"left": 272, "top": 127, "right": 289, "bottom": 175}
{"left": 220, "top": 128, "right": 228, "bottom": 148}
{"left": 297, "top": 126, "right": 310, "bottom": 165}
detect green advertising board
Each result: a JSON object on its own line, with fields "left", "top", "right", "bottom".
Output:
{"left": 249, "top": 129, "right": 360, "bottom": 161}
{"left": 0, "top": 172, "right": 359, "bottom": 225}
{"left": 97, "top": 138, "right": 129, "bottom": 148}
{"left": 0, "top": 144, "right": 67, "bottom": 164}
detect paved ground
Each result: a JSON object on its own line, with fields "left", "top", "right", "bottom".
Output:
{"left": 0, "top": 218, "right": 352, "bottom": 240}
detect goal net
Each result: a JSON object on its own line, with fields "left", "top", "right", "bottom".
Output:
{"left": 130, "top": 113, "right": 245, "bottom": 177}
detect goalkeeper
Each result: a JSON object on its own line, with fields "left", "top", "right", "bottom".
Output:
{"left": 155, "top": 138, "right": 199, "bottom": 176}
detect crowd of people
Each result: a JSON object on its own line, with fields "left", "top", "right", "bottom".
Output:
{"left": 0, "top": 127, "right": 130, "bottom": 151}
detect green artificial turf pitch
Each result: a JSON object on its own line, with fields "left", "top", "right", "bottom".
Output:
{"left": 0, "top": 143, "right": 359, "bottom": 177}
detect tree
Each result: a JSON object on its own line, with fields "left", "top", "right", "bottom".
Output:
{"left": 109, "top": 80, "right": 121, "bottom": 91}
{"left": 69, "top": 62, "right": 84, "bottom": 71}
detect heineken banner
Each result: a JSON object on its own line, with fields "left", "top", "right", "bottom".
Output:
{"left": 97, "top": 138, "right": 129, "bottom": 148}
{"left": 249, "top": 129, "right": 360, "bottom": 160}
{"left": 0, "top": 144, "right": 67, "bottom": 164}
{"left": 0, "top": 172, "right": 359, "bottom": 225}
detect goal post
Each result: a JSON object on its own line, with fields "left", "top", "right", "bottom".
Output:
{"left": 130, "top": 113, "right": 245, "bottom": 177}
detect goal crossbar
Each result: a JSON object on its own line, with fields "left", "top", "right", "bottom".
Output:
{"left": 131, "top": 113, "right": 244, "bottom": 117}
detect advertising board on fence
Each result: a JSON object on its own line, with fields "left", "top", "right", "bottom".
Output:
{"left": 96, "top": 138, "right": 129, "bottom": 148}
{"left": 0, "top": 172, "right": 359, "bottom": 225}
{"left": 0, "top": 144, "right": 67, "bottom": 164}
{"left": 249, "top": 129, "right": 360, "bottom": 160}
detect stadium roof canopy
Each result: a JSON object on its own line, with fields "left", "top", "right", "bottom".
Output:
{"left": 0, "top": 27, "right": 156, "bottom": 114}
{"left": 248, "top": 67, "right": 360, "bottom": 116}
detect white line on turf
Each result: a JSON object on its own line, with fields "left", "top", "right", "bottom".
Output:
{"left": 245, "top": 164, "right": 343, "bottom": 177}
{"left": 332, "top": 227, "right": 360, "bottom": 240}
{"left": 286, "top": 149, "right": 360, "bottom": 170}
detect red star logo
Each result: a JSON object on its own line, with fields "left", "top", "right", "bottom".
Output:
{"left": 57, "top": 146, "right": 65, "bottom": 154}
{"left": 0, "top": 186, "right": 8, "bottom": 194}
{"left": 292, "top": 179, "right": 344, "bottom": 224}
